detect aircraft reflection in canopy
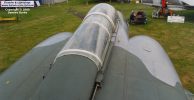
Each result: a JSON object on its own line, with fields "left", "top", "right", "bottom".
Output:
{"left": 141, "top": 0, "right": 194, "bottom": 18}
{"left": 0, "top": 3, "right": 193, "bottom": 100}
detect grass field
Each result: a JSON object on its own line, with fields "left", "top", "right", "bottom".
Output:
{"left": 0, "top": 0, "right": 194, "bottom": 93}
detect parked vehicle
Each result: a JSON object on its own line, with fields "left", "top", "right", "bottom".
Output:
{"left": 129, "top": 10, "right": 147, "bottom": 24}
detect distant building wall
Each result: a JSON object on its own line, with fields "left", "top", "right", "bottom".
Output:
{"left": 41, "top": 0, "right": 67, "bottom": 4}
{"left": 54, "top": 0, "right": 67, "bottom": 3}
{"left": 94, "top": 0, "right": 130, "bottom": 3}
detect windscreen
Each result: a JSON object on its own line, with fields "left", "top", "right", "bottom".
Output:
{"left": 56, "top": 3, "right": 117, "bottom": 67}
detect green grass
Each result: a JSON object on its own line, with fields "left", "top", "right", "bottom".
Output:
{"left": 0, "top": 0, "right": 194, "bottom": 93}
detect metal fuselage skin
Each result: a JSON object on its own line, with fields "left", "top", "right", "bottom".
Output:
{"left": 0, "top": 3, "right": 192, "bottom": 100}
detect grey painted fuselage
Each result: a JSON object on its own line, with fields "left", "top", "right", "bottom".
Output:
{"left": 0, "top": 3, "right": 193, "bottom": 100}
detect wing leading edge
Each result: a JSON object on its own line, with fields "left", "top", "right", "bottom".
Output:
{"left": 142, "top": 0, "right": 194, "bottom": 10}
